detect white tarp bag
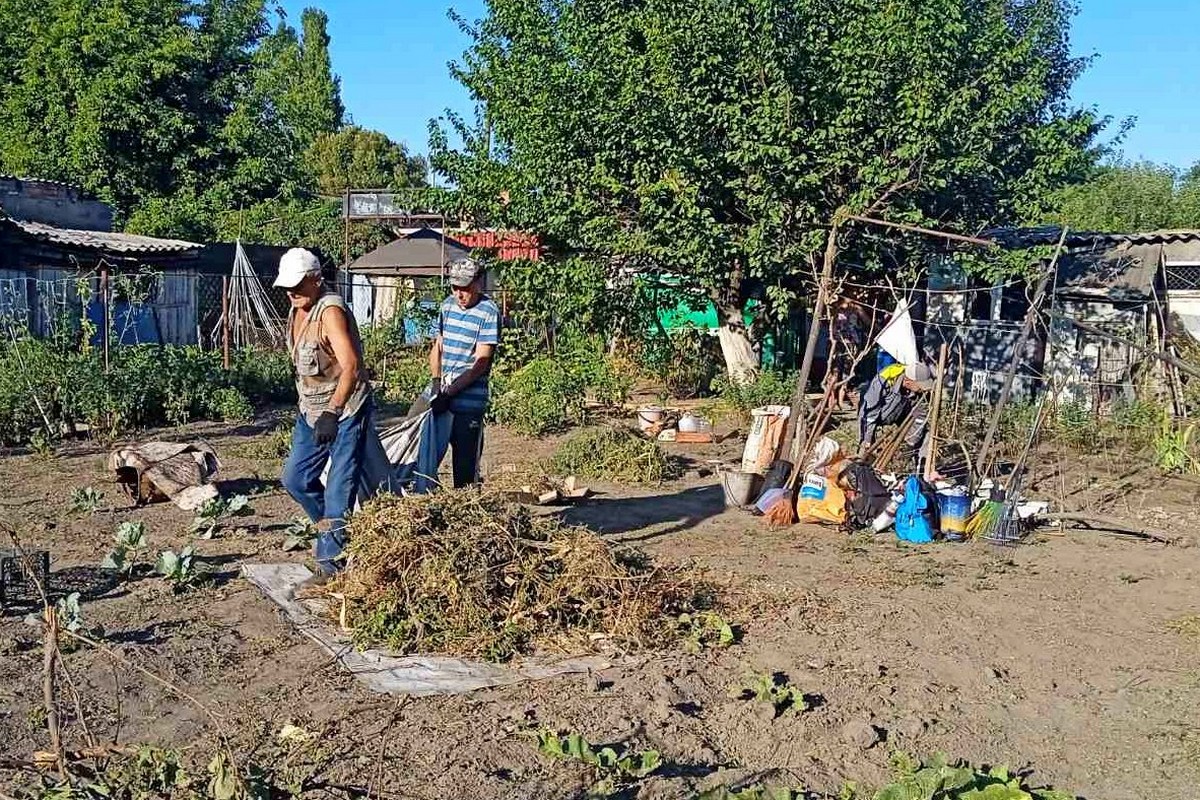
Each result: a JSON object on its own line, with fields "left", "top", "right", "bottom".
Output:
{"left": 243, "top": 563, "right": 620, "bottom": 696}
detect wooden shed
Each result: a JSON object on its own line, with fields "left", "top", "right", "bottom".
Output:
{"left": 0, "top": 217, "right": 204, "bottom": 344}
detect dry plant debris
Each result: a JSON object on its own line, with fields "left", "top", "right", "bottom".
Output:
{"left": 548, "top": 425, "right": 675, "bottom": 485}
{"left": 327, "top": 489, "right": 711, "bottom": 661}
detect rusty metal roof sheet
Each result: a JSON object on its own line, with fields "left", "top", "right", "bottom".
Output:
{"left": 5, "top": 219, "right": 200, "bottom": 254}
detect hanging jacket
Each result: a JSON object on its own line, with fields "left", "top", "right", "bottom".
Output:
{"left": 858, "top": 363, "right": 908, "bottom": 447}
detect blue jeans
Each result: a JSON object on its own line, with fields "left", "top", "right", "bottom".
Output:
{"left": 281, "top": 402, "right": 373, "bottom": 574}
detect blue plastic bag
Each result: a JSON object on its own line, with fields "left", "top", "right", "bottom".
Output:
{"left": 894, "top": 475, "right": 934, "bottom": 543}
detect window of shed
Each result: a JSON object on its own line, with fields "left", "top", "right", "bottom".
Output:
{"left": 999, "top": 281, "right": 1030, "bottom": 321}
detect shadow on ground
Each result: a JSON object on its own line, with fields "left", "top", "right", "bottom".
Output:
{"left": 559, "top": 483, "right": 728, "bottom": 541}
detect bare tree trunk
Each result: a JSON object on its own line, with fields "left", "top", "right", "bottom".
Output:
{"left": 716, "top": 306, "right": 758, "bottom": 383}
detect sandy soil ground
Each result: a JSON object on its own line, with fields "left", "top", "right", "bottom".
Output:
{"left": 1, "top": 412, "right": 1199, "bottom": 799}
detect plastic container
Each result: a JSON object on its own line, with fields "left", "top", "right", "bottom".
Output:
{"left": 636, "top": 406, "right": 663, "bottom": 432}
{"left": 871, "top": 494, "right": 903, "bottom": 533}
{"left": 678, "top": 412, "right": 712, "bottom": 434}
{"left": 938, "top": 487, "right": 970, "bottom": 540}
{"left": 722, "top": 469, "right": 763, "bottom": 509}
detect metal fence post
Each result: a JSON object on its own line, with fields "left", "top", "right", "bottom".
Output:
{"left": 100, "top": 267, "right": 110, "bottom": 372}
{"left": 222, "top": 275, "right": 231, "bottom": 369}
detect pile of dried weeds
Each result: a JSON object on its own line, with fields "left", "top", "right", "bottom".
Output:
{"left": 548, "top": 426, "right": 676, "bottom": 485}
{"left": 327, "top": 489, "right": 708, "bottom": 661}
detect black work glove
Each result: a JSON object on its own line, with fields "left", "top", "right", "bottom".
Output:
{"left": 313, "top": 411, "right": 339, "bottom": 444}
{"left": 429, "top": 392, "right": 452, "bottom": 415}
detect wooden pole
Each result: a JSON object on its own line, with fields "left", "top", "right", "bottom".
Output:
{"left": 973, "top": 229, "right": 1067, "bottom": 478}
{"left": 846, "top": 214, "right": 997, "bottom": 248}
{"left": 343, "top": 187, "right": 352, "bottom": 268}
{"left": 925, "top": 343, "right": 949, "bottom": 481}
{"left": 42, "top": 606, "right": 65, "bottom": 779}
{"left": 99, "top": 267, "right": 110, "bottom": 372}
{"left": 782, "top": 216, "right": 842, "bottom": 466}
{"left": 221, "top": 275, "right": 231, "bottom": 370}
{"left": 949, "top": 340, "right": 965, "bottom": 439}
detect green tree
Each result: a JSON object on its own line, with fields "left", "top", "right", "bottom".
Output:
{"left": 306, "top": 126, "right": 428, "bottom": 194}
{"left": 0, "top": 0, "right": 200, "bottom": 211}
{"left": 0, "top": 0, "right": 352, "bottom": 245}
{"left": 433, "top": 0, "right": 1104, "bottom": 376}
{"left": 1054, "top": 161, "right": 1183, "bottom": 232}
{"left": 1177, "top": 165, "right": 1200, "bottom": 229}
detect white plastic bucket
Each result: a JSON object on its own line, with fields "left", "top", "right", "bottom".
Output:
{"left": 636, "top": 406, "right": 664, "bottom": 432}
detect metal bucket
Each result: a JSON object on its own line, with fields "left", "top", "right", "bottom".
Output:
{"left": 722, "top": 469, "right": 763, "bottom": 509}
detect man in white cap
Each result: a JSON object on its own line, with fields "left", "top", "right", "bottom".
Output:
{"left": 857, "top": 359, "right": 934, "bottom": 466}
{"left": 274, "top": 247, "right": 372, "bottom": 579}
{"left": 427, "top": 257, "right": 500, "bottom": 487}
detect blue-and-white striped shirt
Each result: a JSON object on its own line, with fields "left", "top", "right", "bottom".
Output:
{"left": 438, "top": 295, "right": 501, "bottom": 414}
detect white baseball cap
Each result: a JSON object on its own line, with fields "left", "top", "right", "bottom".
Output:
{"left": 274, "top": 248, "right": 321, "bottom": 288}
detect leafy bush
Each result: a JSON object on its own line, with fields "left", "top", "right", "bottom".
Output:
{"left": 0, "top": 338, "right": 294, "bottom": 445}
{"left": 207, "top": 387, "right": 254, "bottom": 422}
{"left": 1108, "top": 398, "right": 1166, "bottom": 449}
{"left": 69, "top": 486, "right": 104, "bottom": 515}
{"left": 872, "top": 753, "right": 1075, "bottom": 800}
{"left": 730, "top": 672, "right": 807, "bottom": 717}
{"left": 1153, "top": 421, "right": 1198, "bottom": 474}
{"left": 377, "top": 347, "right": 430, "bottom": 406}
{"left": 560, "top": 338, "right": 638, "bottom": 407}
{"left": 640, "top": 326, "right": 722, "bottom": 399}
{"left": 711, "top": 370, "right": 795, "bottom": 421}
{"left": 548, "top": 426, "right": 674, "bottom": 484}
{"left": 191, "top": 494, "right": 253, "bottom": 539}
{"left": 1051, "top": 400, "right": 1096, "bottom": 449}
{"left": 535, "top": 729, "right": 661, "bottom": 797}
{"left": 490, "top": 356, "right": 588, "bottom": 435}
{"left": 156, "top": 546, "right": 204, "bottom": 589}
{"left": 228, "top": 348, "right": 295, "bottom": 403}
{"left": 100, "top": 521, "right": 150, "bottom": 579}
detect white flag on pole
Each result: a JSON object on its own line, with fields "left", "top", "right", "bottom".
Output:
{"left": 875, "top": 298, "right": 918, "bottom": 365}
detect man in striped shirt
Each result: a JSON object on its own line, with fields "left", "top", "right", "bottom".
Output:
{"left": 428, "top": 258, "right": 501, "bottom": 487}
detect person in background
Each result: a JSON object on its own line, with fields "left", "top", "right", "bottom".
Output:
{"left": 825, "top": 297, "right": 868, "bottom": 410}
{"left": 275, "top": 248, "right": 373, "bottom": 583}
{"left": 428, "top": 258, "right": 501, "bottom": 487}
{"left": 857, "top": 361, "right": 934, "bottom": 468}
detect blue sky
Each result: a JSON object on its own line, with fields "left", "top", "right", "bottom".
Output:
{"left": 282, "top": 0, "right": 1200, "bottom": 169}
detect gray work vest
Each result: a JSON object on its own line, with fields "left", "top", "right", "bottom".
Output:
{"left": 288, "top": 292, "right": 370, "bottom": 424}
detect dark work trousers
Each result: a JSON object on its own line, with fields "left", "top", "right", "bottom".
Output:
{"left": 449, "top": 411, "right": 485, "bottom": 488}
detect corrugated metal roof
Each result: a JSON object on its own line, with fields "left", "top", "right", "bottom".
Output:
{"left": 988, "top": 225, "right": 1200, "bottom": 249}
{"left": 5, "top": 219, "right": 200, "bottom": 254}
{"left": 1163, "top": 239, "right": 1200, "bottom": 266}
{"left": 0, "top": 174, "right": 85, "bottom": 191}
{"left": 1055, "top": 241, "right": 1162, "bottom": 301}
